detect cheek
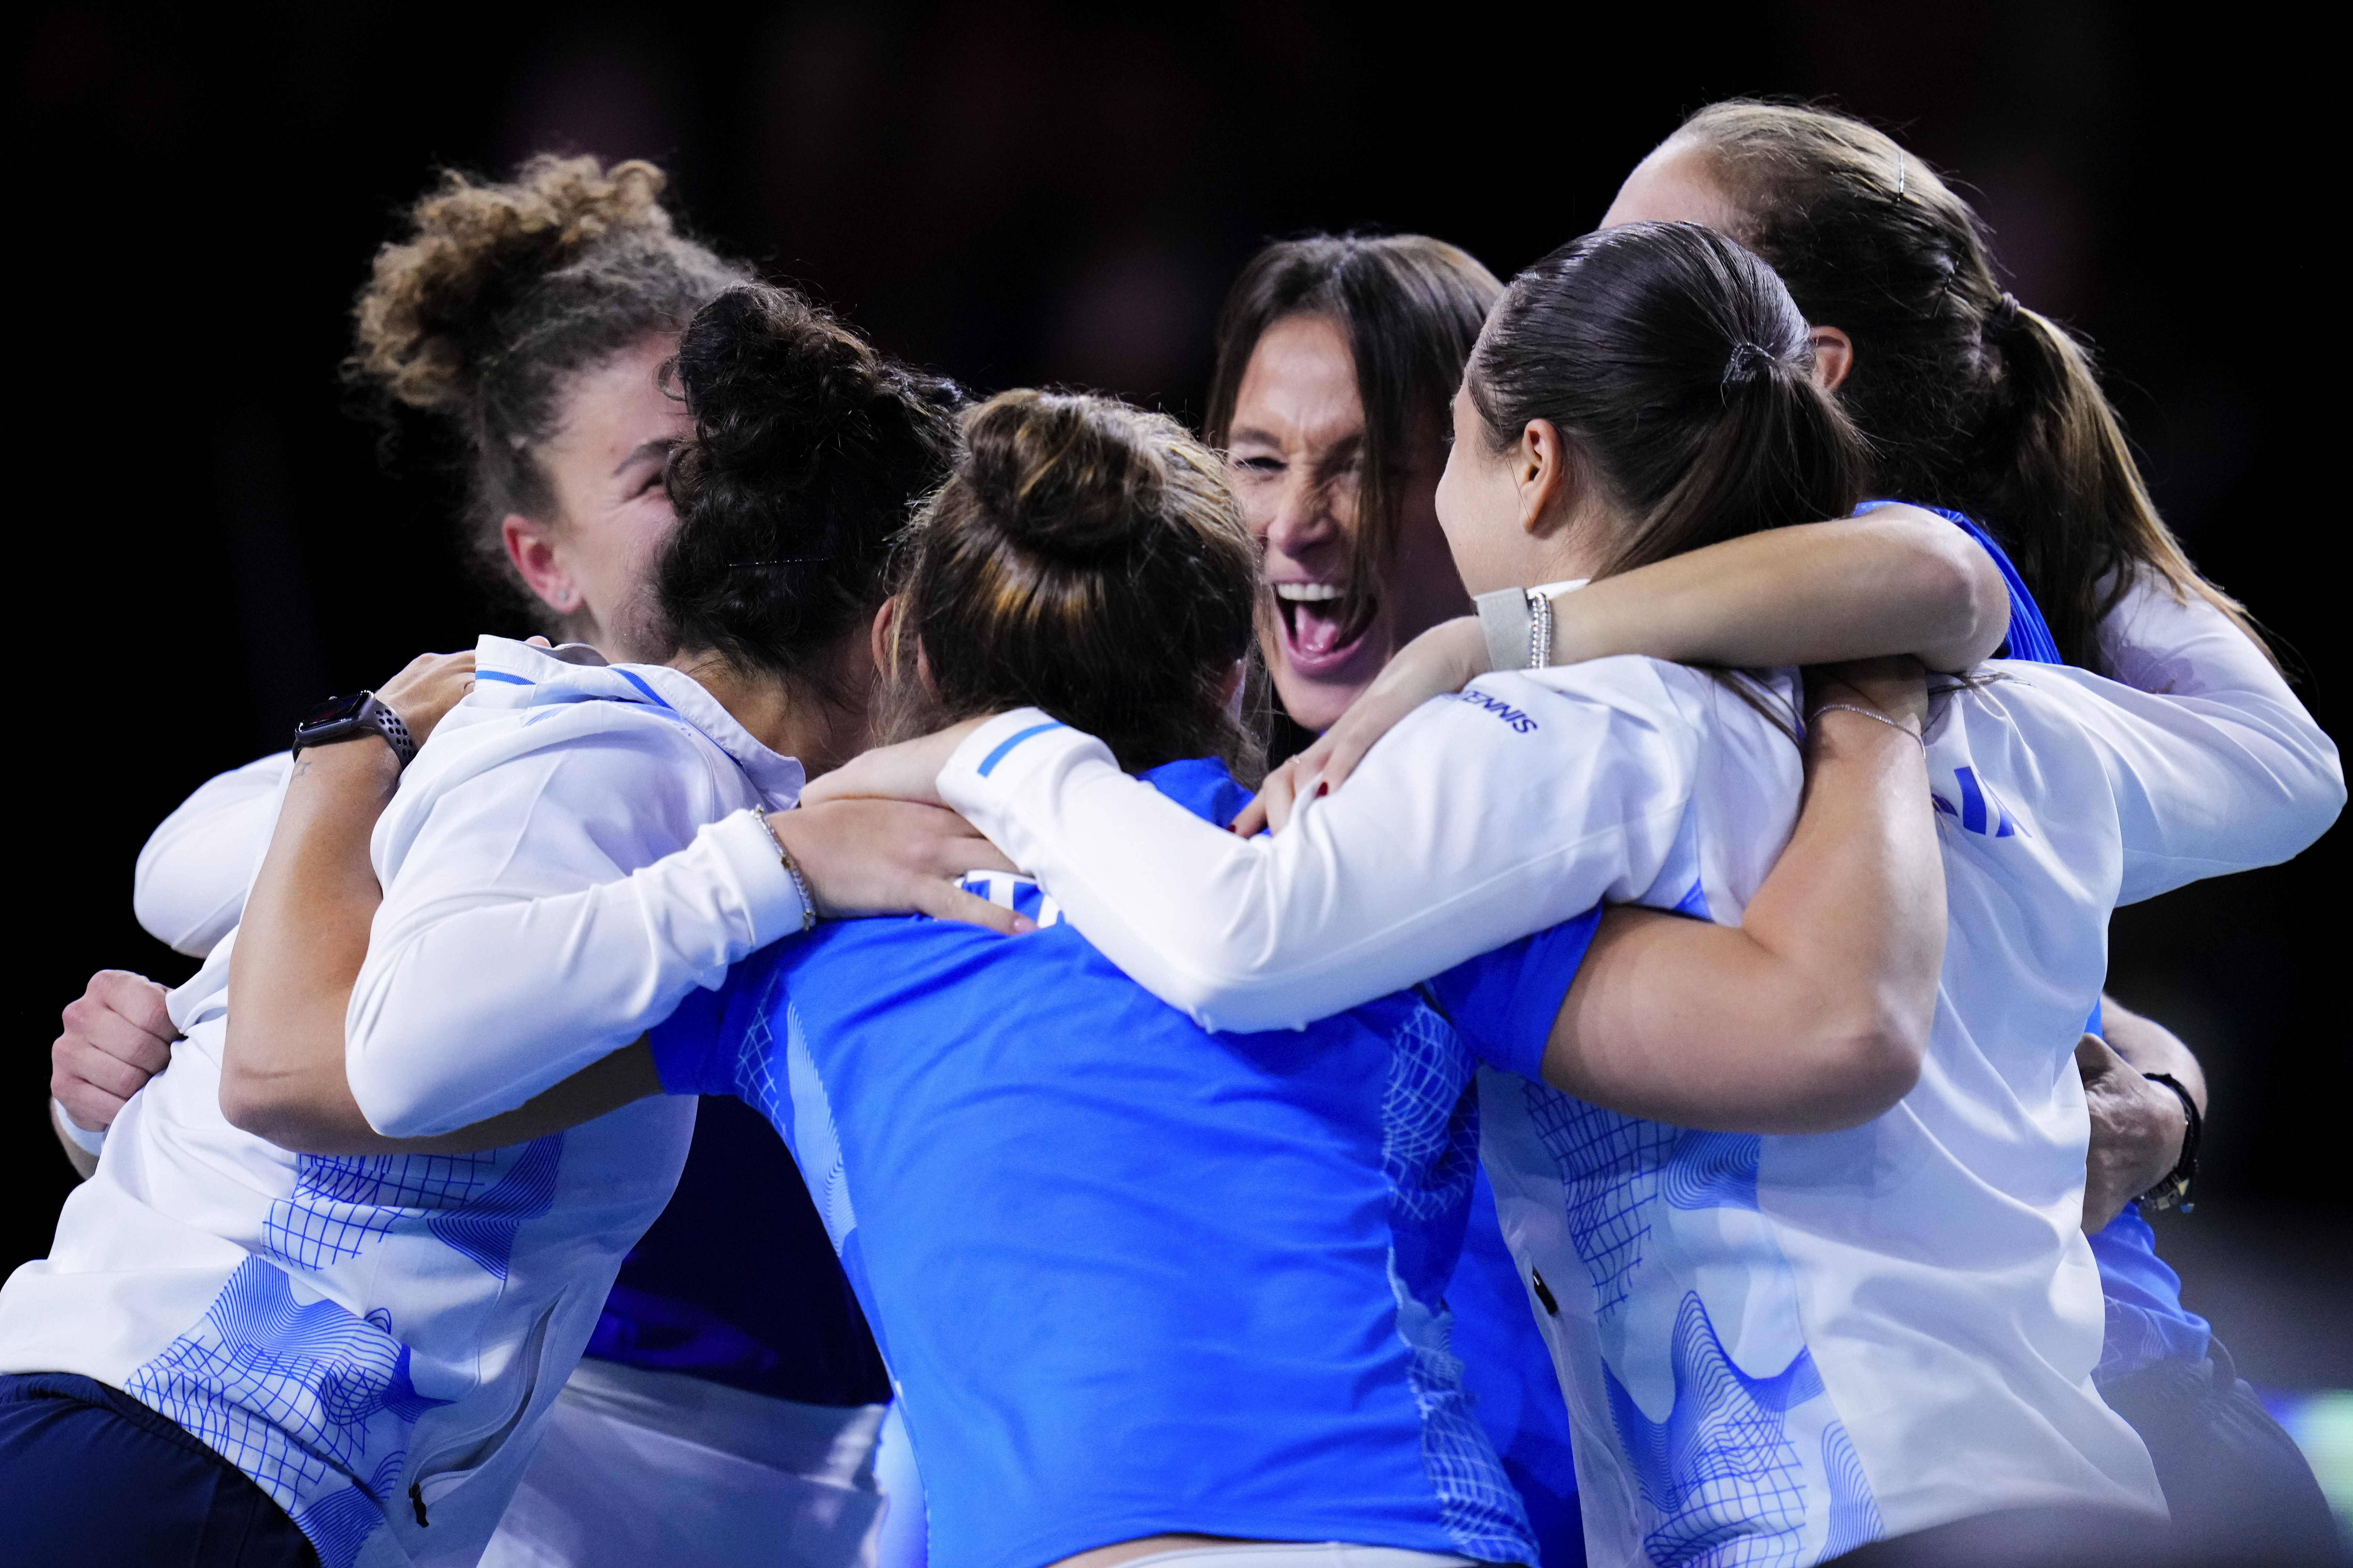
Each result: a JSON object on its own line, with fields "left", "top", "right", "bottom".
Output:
{"left": 1233, "top": 480, "right": 1278, "bottom": 544}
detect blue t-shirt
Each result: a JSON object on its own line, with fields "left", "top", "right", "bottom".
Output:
{"left": 1871, "top": 500, "right": 2212, "bottom": 1376}
{"left": 652, "top": 758, "right": 1589, "bottom": 1568}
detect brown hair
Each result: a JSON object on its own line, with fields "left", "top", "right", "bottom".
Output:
{"left": 1670, "top": 101, "right": 2252, "bottom": 671}
{"left": 346, "top": 153, "right": 749, "bottom": 627}
{"left": 1202, "top": 234, "right": 1502, "bottom": 631}
{"left": 890, "top": 390, "right": 1263, "bottom": 781}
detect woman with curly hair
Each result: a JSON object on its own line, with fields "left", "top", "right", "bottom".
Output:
{"left": 11, "top": 162, "right": 984, "bottom": 1566}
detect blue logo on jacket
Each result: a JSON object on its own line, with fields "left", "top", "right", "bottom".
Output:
{"left": 1932, "top": 766, "right": 2028, "bottom": 838}
{"left": 1454, "top": 690, "right": 1539, "bottom": 734}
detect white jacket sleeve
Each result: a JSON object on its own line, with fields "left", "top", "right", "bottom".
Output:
{"left": 2096, "top": 577, "right": 2344, "bottom": 862}
{"left": 938, "top": 657, "right": 1703, "bottom": 1033}
{"left": 346, "top": 722, "right": 807, "bottom": 1137}
{"left": 134, "top": 752, "right": 292, "bottom": 957}
{"left": 1996, "top": 661, "right": 2343, "bottom": 906}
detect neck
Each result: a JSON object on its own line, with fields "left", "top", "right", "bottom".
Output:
{"left": 1532, "top": 491, "right": 1631, "bottom": 583}
{"left": 668, "top": 650, "right": 872, "bottom": 777}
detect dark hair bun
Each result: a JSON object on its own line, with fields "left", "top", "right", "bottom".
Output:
{"left": 657, "top": 284, "right": 964, "bottom": 689}
{"left": 959, "top": 394, "right": 1170, "bottom": 563}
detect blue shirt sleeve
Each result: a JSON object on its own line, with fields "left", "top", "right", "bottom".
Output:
{"left": 1420, "top": 905, "right": 1605, "bottom": 1083}
{"left": 647, "top": 944, "right": 790, "bottom": 1097}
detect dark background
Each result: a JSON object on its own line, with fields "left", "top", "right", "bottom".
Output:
{"left": 10, "top": 4, "right": 2344, "bottom": 1383}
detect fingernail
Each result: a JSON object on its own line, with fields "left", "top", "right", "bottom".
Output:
{"left": 1011, "top": 915, "right": 1037, "bottom": 934}
{"left": 1315, "top": 780, "right": 1329, "bottom": 797}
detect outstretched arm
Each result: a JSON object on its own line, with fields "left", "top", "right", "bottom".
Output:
{"left": 1533, "top": 660, "right": 1944, "bottom": 1132}
{"left": 223, "top": 655, "right": 1023, "bottom": 1150}
{"left": 1243, "top": 504, "right": 2004, "bottom": 830}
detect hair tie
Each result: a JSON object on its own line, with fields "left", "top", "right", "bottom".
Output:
{"left": 1722, "top": 341, "right": 1775, "bottom": 390}
{"left": 1984, "top": 292, "right": 2024, "bottom": 342}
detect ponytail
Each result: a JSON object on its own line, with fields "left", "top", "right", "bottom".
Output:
{"left": 1677, "top": 100, "right": 2262, "bottom": 671}
{"left": 1981, "top": 304, "right": 2244, "bottom": 667}
{"left": 1468, "top": 222, "right": 1869, "bottom": 579}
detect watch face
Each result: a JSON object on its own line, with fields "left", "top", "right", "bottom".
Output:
{"left": 298, "top": 693, "right": 372, "bottom": 732}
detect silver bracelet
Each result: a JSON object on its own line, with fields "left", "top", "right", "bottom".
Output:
{"left": 1807, "top": 702, "right": 1924, "bottom": 748}
{"left": 1525, "top": 588, "right": 1553, "bottom": 669}
{"left": 752, "top": 806, "right": 820, "bottom": 933}
{"left": 1472, "top": 586, "right": 1558, "bottom": 671}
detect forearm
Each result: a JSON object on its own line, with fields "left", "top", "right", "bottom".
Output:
{"left": 347, "top": 811, "right": 801, "bottom": 1136}
{"left": 1551, "top": 509, "right": 2008, "bottom": 674}
{"left": 222, "top": 741, "right": 398, "bottom": 1150}
{"left": 260, "top": 1040, "right": 665, "bottom": 1156}
{"left": 1544, "top": 705, "right": 1943, "bottom": 1132}
{"left": 941, "top": 691, "right": 1693, "bottom": 1031}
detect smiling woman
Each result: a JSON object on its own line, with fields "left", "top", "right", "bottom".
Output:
{"left": 1203, "top": 236, "right": 1502, "bottom": 737}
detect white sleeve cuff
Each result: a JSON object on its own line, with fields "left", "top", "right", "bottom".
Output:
{"left": 52, "top": 1100, "right": 107, "bottom": 1156}
{"left": 704, "top": 808, "right": 814, "bottom": 942}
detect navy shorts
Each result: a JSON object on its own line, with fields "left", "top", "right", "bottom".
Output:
{"left": 0, "top": 1372, "right": 318, "bottom": 1567}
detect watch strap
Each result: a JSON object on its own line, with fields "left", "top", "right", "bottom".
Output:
{"left": 292, "top": 692, "right": 417, "bottom": 769}
{"left": 1475, "top": 588, "right": 1536, "bottom": 673}
{"left": 2136, "top": 1071, "right": 2201, "bottom": 1213}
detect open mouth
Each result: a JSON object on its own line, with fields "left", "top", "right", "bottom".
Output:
{"left": 1270, "top": 580, "right": 1378, "bottom": 676}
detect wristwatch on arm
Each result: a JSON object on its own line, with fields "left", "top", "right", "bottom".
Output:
{"left": 2136, "top": 1071, "right": 2201, "bottom": 1213}
{"left": 291, "top": 692, "right": 416, "bottom": 768}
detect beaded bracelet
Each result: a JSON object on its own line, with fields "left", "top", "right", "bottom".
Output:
{"left": 752, "top": 806, "right": 820, "bottom": 933}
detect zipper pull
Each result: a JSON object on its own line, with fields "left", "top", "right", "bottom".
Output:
{"left": 409, "top": 1482, "right": 430, "bottom": 1527}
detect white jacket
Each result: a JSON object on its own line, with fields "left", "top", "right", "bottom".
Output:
{"left": 3, "top": 639, "right": 808, "bottom": 1568}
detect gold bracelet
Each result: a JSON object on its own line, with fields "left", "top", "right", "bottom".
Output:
{"left": 753, "top": 806, "right": 819, "bottom": 933}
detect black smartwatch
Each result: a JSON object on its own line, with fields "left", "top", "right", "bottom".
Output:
{"left": 292, "top": 691, "right": 417, "bottom": 768}
{"left": 2136, "top": 1072, "right": 2201, "bottom": 1214}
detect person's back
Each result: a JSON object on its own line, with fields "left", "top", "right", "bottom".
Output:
{"left": 1463, "top": 647, "right": 2248, "bottom": 1562}
{"left": 658, "top": 756, "right": 1544, "bottom": 1567}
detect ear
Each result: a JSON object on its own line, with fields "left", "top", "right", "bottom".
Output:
{"left": 869, "top": 595, "right": 904, "bottom": 679}
{"left": 1808, "top": 326, "right": 1855, "bottom": 393}
{"left": 913, "top": 639, "right": 937, "bottom": 699}
{"left": 502, "top": 514, "right": 580, "bottom": 613}
{"left": 1515, "top": 419, "right": 1578, "bottom": 539}
{"left": 1217, "top": 658, "right": 1247, "bottom": 709}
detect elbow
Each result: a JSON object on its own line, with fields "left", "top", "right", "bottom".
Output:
{"left": 1768, "top": 1009, "right": 1927, "bottom": 1134}
{"left": 217, "top": 1059, "right": 311, "bottom": 1149}
{"left": 1926, "top": 538, "right": 2012, "bottom": 672}
{"left": 1874, "top": 509, "right": 2009, "bottom": 671}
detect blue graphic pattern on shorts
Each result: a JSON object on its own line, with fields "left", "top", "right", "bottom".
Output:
{"left": 263, "top": 1150, "right": 504, "bottom": 1270}
{"left": 128, "top": 1258, "right": 450, "bottom": 1568}
{"left": 1604, "top": 1292, "right": 1824, "bottom": 1568}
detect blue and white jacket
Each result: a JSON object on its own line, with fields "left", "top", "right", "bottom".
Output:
{"left": 0, "top": 639, "right": 810, "bottom": 1568}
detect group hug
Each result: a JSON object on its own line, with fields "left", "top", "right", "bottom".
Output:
{"left": 1, "top": 99, "right": 2343, "bottom": 1568}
